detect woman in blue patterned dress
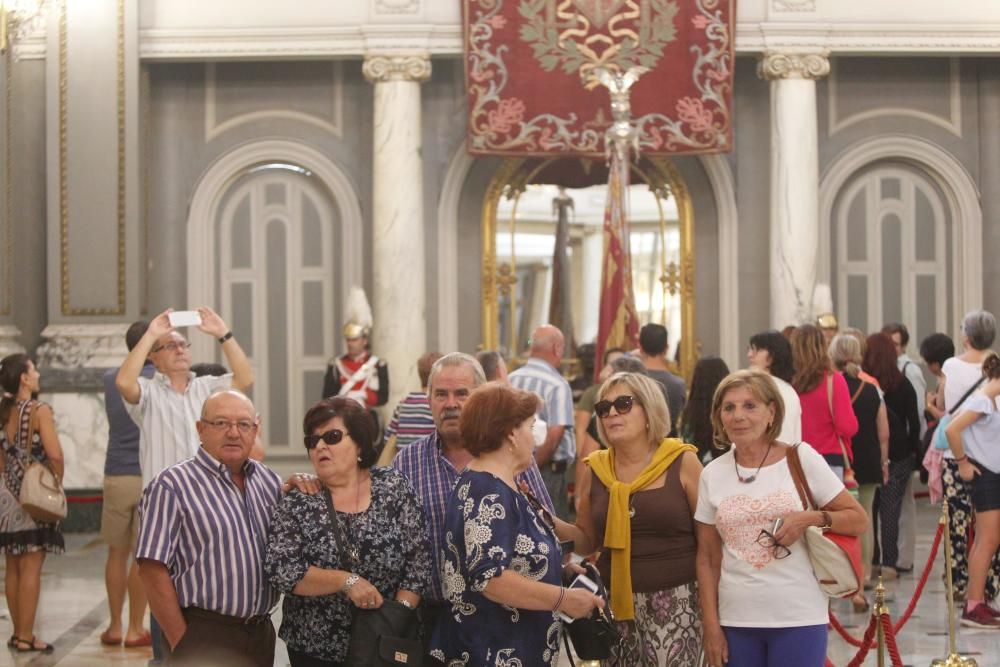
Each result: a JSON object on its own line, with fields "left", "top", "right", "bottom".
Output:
{"left": 265, "top": 397, "right": 431, "bottom": 667}
{"left": 430, "top": 382, "right": 603, "bottom": 667}
{"left": 0, "top": 354, "right": 65, "bottom": 653}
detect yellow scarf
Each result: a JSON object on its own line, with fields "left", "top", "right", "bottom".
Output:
{"left": 586, "top": 437, "right": 697, "bottom": 620}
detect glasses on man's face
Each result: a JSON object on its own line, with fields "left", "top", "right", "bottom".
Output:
{"left": 594, "top": 395, "right": 635, "bottom": 419}
{"left": 152, "top": 341, "right": 191, "bottom": 353}
{"left": 304, "top": 429, "right": 347, "bottom": 450}
{"left": 755, "top": 529, "right": 791, "bottom": 559}
{"left": 203, "top": 418, "right": 256, "bottom": 434}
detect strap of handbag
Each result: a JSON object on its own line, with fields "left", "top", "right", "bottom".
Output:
{"left": 786, "top": 444, "right": 818, "bottom": 512}
{"left": 849, "top": 380, "right": 866, "bottom": 405}
{"left": 16, "top": 401, "right": 60, "bottom": 483}
{"left": 825, "top": 374, "right": 855, "bottom": 475}
{"left": 323, "top": 488, "right": 360, "bottom": 571}
{"left": 948, "top": 378, "right": 984, "bottom": 415}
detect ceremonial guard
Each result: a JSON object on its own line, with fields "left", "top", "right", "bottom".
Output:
{"left": 322, "top": 288, "right": 389, "bottom": 410}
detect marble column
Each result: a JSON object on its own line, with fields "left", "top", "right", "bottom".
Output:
{"left": 758, "top": 51, "right": 830, "bottom": 327}
{"left": 363, "top": 54, "right": 430, "bottom": 410}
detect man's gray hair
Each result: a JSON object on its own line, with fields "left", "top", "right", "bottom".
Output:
{"left": 427, "top": 352, "right": 487, "bottom": 396}
{"left": 610, "top": 354, "right": 647, "bottom": 375}
{"left": 961, "top": 310, "right": 997, "bottom": 351}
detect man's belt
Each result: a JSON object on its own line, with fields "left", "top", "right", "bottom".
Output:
{"left": 547, "top": 459, "right": 568, "bottom": 474}
{"left": 182, "top": 607, "right": 270, "bottom": 626}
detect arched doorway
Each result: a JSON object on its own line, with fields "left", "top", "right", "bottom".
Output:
{"left": 187, "top": 141, "right": 363, "bottom": 453}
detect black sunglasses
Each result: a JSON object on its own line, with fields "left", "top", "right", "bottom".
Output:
{"left": 304, "top": 429, "right": 347, "bottom": 450}
{"left": 594, "top": 395, "right": 635, "bottom": 419}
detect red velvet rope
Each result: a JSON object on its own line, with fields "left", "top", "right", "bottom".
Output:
{"left": 844, "top": 613, "right": 880, "bottom": 667}
{"left": 829, "top": 520, "right": 946, "bottom": 648}
{"left": 880, "top": 613, "right": 905, "bottom": 667}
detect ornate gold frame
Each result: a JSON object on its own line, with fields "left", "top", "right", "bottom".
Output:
{"left": 481, "top": 156, "right": 697, "bottom": 376}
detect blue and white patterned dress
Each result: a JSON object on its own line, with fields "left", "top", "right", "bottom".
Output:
{"left": 431, "top": 469, "right": 563, "bottom": 667}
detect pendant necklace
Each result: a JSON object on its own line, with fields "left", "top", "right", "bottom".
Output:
{"left": 620, "top": 445, "right": 656, "bottom": 519}
{"left": 337, "top": 477, "right": 364, "bottom": 566}
{"left": 734, "top": 441, "right": 773, "bottom": 484}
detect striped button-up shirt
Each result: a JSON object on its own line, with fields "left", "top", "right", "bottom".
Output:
{"left": 508, "top": 357, "right": 576, "bottom": 462}
{"left": 384, "top": 391, "right": 436, "bottom": 450}
{"left": 393, "top": 431, "right": 554, "bottom": 602}
{"left": 126, "top": 371, "right": 232, "bottom": 488}
{"left": 136, "top": 448, "right": 283, "bottom": 618}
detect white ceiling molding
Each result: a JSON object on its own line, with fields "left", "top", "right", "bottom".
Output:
{"left": 819, "top": 135, "right": 982, "bottom": 340}
{"left": 203, "top": 62, "right": 344, "bottom": 141}
{"left": 371, "top": 0, "right": 421, "bottom": 17}
{"left": 135, "top": 20, "right": 1000, "bottom": 61}
{"left": 827, "top": 58, "right": 962, "bottom": 138}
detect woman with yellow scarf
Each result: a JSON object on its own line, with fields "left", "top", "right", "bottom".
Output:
{"left": 553, "top": 371, "right": 703, "bottom": 665}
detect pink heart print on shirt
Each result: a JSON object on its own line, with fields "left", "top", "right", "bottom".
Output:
{"left": 716, "top": 490, "right": 801, "bottom": 569}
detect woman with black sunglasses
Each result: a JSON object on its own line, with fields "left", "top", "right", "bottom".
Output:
{"left": 553, "top": 371, "right": 703, "bottom": 666}
{"left": 694, "top": 370, "right": 868, "bottom": 667}
{"left": 264, "top": 397, "right": 431, "bottom": 666}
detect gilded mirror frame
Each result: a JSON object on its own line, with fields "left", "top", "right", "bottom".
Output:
{"left": 481, "top": 156, "right": 697, "bottom": 377}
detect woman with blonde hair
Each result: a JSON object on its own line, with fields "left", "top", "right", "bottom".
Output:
{"left": 696, "top": 370, "right": 868, "bottom": 667}
{"left": 556, "top": 372, "right": 703, "bottom": 665}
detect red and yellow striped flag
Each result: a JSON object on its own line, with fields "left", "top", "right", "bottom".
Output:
{"left": 593, "top": 149, "right": 640, "bottom": 381}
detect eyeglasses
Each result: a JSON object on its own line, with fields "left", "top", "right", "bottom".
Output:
{"left": 594, "top": 395, "right": 635, "bottom": 419}
{"left": 203, "top": 418, "right": 257, "bottom": 434}
{"left": 304, "top": 429, "right": 347, "bottom": 450}
{"left": 755, "top": 529, "right": 791, "bottom": 559}
{"left": 520, "top": 483, "right": 555, "bottom": 531}
{"left": 152, "top": 341, "right": 191, "bottom": 353}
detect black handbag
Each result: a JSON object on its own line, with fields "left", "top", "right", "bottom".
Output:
{"left": 562, "top": 561, "right": 621, "bottom": 664}
{"left": 324, "top": 490, "right": 423, "bottom": 667}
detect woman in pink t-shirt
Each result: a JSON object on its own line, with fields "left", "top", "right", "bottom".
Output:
{"left": 792, "top": 325, "right": 859, "bottom": 479}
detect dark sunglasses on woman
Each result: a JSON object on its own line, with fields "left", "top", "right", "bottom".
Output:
{"left": 304, "top": 429, "right": 347, "bottom": 450}
{"left": 594, "top": 395, "right": 635, "bottom": 419}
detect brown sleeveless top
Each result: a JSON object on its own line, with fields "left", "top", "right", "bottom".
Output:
{"left": 589, "top": 458, "right": 697, "bottom": 593}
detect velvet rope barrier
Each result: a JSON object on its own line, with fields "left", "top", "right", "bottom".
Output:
{"left": 829, "top": 519, "right": 945, "bottom": 647}
{"left": 880, "top": 612, "right": 905, "bottom": 667}
{"left": 844, "top": 613, "right": 880, "bottom": 667}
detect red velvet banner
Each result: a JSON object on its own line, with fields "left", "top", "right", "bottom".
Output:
{"left": 463, "top": 0, "right": 734, "bottom": 157}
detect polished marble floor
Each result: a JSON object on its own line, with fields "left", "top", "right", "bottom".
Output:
{"left": 0, "top": 499, "right": 996, "bottom": 666}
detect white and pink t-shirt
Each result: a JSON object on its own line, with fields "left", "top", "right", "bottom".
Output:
{"left": 695, "top": 443, "right": 844, "bottom": 627}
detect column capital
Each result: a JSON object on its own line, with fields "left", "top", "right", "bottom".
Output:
{"left": 363, "top": 53, "right": 431, "bottom": 83}
{"left": 757, "top": 51, "right": 830, "bottom": 81}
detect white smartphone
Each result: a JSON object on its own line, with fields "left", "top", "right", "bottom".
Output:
{"left": 556, "top": 573, "right": 599, "bottom": 623}
{"left": 168, "top": 310, "right": 202, "bottom": 328}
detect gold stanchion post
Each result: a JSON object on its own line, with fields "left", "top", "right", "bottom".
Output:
{"left": 931, "top": 500, "right": 978, "bottom": 667}
{"left": 874, "top": 577, "right": 887, "bottom": 667}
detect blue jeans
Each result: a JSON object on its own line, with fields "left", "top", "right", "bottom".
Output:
{"left": 722, "top": 624, "right": 828, "bottom": 667}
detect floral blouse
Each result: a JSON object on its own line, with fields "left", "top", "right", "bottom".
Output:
{"left": 264, "top": 466, "right": 431, "bottom": 662}
{"left": 430, "top": 469, "right": 563, "bottom": 667}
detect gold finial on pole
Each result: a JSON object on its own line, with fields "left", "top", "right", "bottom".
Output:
{"left": 590, "top": 66, "right": 648, "bottom": 163}
{"left": 931, "top": 500, "right": 978, "bottom": 666}
{"left": 873, "top": 576, "right": 887, "bottom": 667}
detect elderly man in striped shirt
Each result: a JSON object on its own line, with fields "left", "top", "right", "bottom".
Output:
{"left": 136, "top": 390, "right": 282, "bottom": 667}
{"left": 508, "top": 324, "right": 577, "bottom": 518}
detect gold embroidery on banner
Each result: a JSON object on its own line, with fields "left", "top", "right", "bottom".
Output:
{"left": 520, "top": 0, "right": 677, "bottom": 87}
{"left": 59, "top": 0, "right": 127, "bottom": 315}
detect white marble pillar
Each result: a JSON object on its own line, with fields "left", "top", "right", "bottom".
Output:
{"left": 579, "top": 229, "right": 603, "bottom": 343}
{"left": 363, "top": 54, "right": 430, "bottom": 410}
{"left": 758, "top": 51, "right": 830, "bottom": 327}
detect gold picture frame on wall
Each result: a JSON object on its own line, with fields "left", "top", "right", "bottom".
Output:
{"left": 480, "top": 156, "right": 697, "bottom": 377}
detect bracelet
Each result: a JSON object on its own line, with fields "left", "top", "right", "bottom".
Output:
{"left": 218, "top": 331, "right": 234, "bottom": 344}
{"left": 398, "top": 599, "right": 413, "bottom": 609}
{"left": 553, "top": 586, "right": 566, "bottom": 612}
{"left": 820, "top": 510, "right": 833, "bottom": 531}
{"left": 342, "top": 573, "right": 360, "bottom": 593}
{"left": 955, "top": 455, "right": 969, "bottom": 463}
{"left": 881, "top": 460, "right": 889, "bottom": 467}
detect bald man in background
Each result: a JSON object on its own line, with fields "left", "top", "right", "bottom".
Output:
{"left": 508, "top": 325, "right": 576, "bottom": 517}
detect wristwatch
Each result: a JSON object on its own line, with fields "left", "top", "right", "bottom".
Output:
{"left": 218, "top": 331, "right": 234, "bottom": 344}
{"left": 820, "top": 510, "right": 833, "bottom": 532}
{"left": 342, "top": 573, "right": 360, "bottom": 593}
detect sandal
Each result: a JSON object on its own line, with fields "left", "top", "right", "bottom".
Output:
{"left": 851, "top": 593, "right": 870, "bottom": 613}
{"left": 14, "top": 636, "right": 54, "bottom": 653}
{"left": 6, "top": 635, "right": 15, "bottom": 648}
